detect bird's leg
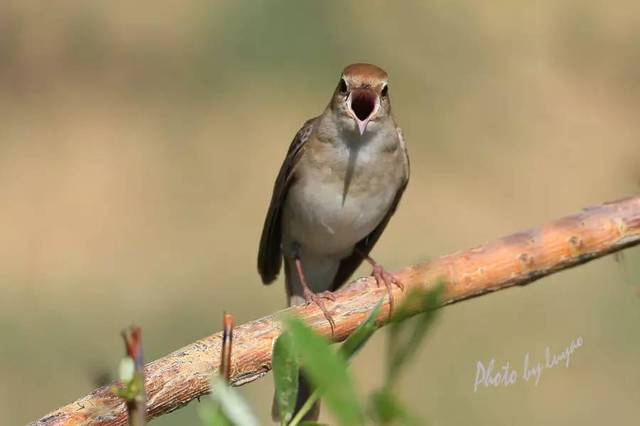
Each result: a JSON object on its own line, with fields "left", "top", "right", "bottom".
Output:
{"left": 293, "top": 254, "right": 336, "bottom": 335}
{"left": 358, "top": 250, "right": 404, "bottom": 315}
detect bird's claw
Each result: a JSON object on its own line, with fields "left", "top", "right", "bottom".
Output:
{"left": 371, "top": 264, "right": 404, "bottom": 315}
{"left": 316, "top": 290, "right": 337, "bottom": 301}
{"left": 303, "top": 289, "right": 336, "bottom": 335}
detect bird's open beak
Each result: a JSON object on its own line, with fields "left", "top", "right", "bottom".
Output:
{"left": 347, "top": 89, "right": 379, "bottom": 135}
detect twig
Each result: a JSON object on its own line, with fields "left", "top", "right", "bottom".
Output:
{"left": 113, "top": 326, "right": 146, "bottom": 426}
{"left": 31, "top": 196, "right": 640, "bottom": 426}
{"left": 221, "top": 312, "right": 234, "bottom": 383}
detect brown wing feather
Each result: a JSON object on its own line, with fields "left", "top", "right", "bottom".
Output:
{"left": 258, "top": 119, "right": 315, "bottom": 284}
{"left": 330, "top": 131, "right": 410, "bottom": 290}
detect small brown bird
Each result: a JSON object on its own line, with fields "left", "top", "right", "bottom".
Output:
{"left": 258, "top": 63, "right": 409, "bottom": 421}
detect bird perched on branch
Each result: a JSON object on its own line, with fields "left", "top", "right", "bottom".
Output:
{"left": 258, "top": 63, "right": 409, "bottom": 421}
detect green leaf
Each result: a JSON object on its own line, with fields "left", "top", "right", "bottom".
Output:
{"left": 369, "top": 389, "right": 419, "bottom": 426}
{"left": 118, "top": 356, "right": 135, "bottom": 382}
{"left": 285, "top": 316, "right": 366, "bottom": 426}
{"left": 388, "top": 281, "right": 443, "bottom": 325}
{"left": 198, "top": 402, "right": 233, "bottom": 426}
{"left": 209, "top": 377, "right": 259, "bottom": 426}
{"left": 387, "top": 282, "right": 444, "bottom": 385}
{"left": 339, "top": 298, "right": 383, "bottom": 360}
{"left": 272, "top": 332, "right": 299, "bottom": 424}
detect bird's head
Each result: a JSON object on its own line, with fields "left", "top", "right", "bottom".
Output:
{"left": 330, "top": 63, "right": 390, "bottom": 136}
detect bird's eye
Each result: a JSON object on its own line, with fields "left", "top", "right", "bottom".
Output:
{"left": 381, "top": 84, "right": 388, "bottom": 97}
{"left": 339, "top": 78, "right": 348, "bottom": 94}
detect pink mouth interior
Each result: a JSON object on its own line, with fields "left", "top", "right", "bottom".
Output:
{"left": 351, "top": 91, "right": 376, "bottom": 121}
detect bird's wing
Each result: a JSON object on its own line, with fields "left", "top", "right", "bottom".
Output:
{"left": 330, "top": 127, "right": 410, "bottom": 290}
{"left": 258, "top": 118, "right": 316, "bottom": 284}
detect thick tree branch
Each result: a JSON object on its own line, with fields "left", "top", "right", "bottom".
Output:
{"left": 32, "top": 196, "right": 640, "bottom": 426}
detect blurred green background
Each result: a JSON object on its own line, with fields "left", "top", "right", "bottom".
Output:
{"left": 1, "top": 1, "right": 639, "bottom": 425}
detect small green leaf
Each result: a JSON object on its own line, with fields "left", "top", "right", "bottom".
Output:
{"left": 387, "top": 282, "right": 444, "bottom": 385}
{"left": 198, "top": 402, "right": 233, "bottom": 426}
{"left": 388, "top": 281, "right": 443, "bottom": 325}
{"left": 339, "top": 298, "right": 383, "bottom": 360}
{"left": 285, "top": 316, "right": 366, "bottom": 426}
{"left": 209, "top": 377, "right": 259, "bottom": 426}
{"left": 272, "top": 332, "right": 299, "bottom": 424}
{"left": 369, "top": 389, "right": 418, "bottom": 426}
{"left": 112, "top": 370, "right": 143, "bottom": 401}
{"left": 118, "top": 356, "right": 135, "bottom": 382}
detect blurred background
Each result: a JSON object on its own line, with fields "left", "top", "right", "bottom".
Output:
{"left": 1, "top": 1, "right": 640, "bottom": 425}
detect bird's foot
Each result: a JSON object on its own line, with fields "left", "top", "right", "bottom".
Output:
{"left": 370, "top": 263, "right": 404, "bottom": 315}
{"left": 303, "top": 289, "right": 336, "bottom": 335}
{"left": 316, "top": 290, "right": 337, "bottom": 301}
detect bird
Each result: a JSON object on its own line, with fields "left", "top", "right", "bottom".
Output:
{"left": 258, "top": 63, "right": 409, "bottom": 421}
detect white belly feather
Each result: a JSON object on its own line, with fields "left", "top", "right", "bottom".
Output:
{"left": 282, "top": 132, "right": 404, "bottom": 258}
{"left": 285, "top": 175, "right": 394, "bottom": 256}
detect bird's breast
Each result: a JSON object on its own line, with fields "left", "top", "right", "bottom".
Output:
{"left": 282, "top": 135, "right": 405, "bottom": 257}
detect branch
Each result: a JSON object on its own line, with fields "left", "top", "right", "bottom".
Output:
{"left": 32, "top": 196, "right": 640, "bottom": 426}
